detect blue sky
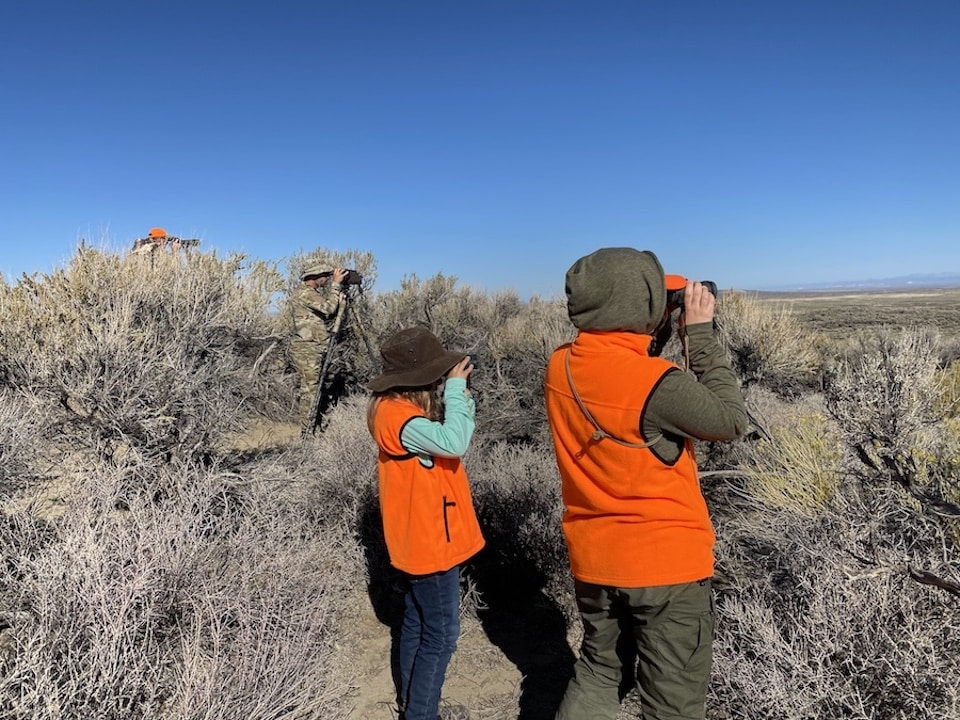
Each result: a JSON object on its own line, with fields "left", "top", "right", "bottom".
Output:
{"left": 2, "top": 1, "right": 958, "bottom": 297}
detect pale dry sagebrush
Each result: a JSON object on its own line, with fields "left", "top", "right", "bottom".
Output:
{"left": 710, "top": 482, "right": 960, "bottom": 720}
{"left": 245, "top": 395, "right": 378, "bottom": 533}
{"left": 467, "top": 440, "right": 571, "bottom": 605}
{"left": 366, "top": 272, "right": 511, "bottom": 384}
{"left": 824, "top": 327, "right": 945, "bottom": 492}
{"left": 0, "top": 245, "right": 287, "bottom": 462}
{"left": 717, "top": 291, "right": 823, "bottom": 398}
{"left": 0, "top": 458, "right": 358, "bottom": 720}
{"left": 0, "top": 390, "right": 40, "bottom": 497}
{"left": 484, "top": 298, "right": 574, "bottom": 443}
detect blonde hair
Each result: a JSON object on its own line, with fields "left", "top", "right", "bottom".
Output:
{"left": 367, "top": 383, "right": 443, "bottom": 436}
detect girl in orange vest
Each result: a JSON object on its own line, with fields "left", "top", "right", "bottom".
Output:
{"left": 367, "top": 327, "right": 485, "bottom": 720}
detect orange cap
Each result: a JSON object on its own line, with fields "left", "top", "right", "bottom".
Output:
{"left": 147, "top": 227, "right": 168, "bottom": 239}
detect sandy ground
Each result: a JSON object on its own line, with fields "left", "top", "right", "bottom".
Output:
{"left": 343, "top": 602, "right": 529, "bottom": 720}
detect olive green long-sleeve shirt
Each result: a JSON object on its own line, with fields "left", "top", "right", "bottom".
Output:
{"left": 642, "top": 322, "right": 748, "bottom": 463}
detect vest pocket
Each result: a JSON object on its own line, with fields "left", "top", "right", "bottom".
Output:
{"left": 442, "top": 495, "right": 457, "bottom": 542}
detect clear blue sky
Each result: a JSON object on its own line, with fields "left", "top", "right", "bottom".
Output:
{"left": 3, "top": 1, "right": 958, "bottom": 297}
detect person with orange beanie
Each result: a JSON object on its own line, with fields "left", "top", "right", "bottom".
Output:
{"left": 544, "top": 247, "right": 747, "bottom": 720}
{"left": 130, "top": 227, "right": 182, "bottom": 254}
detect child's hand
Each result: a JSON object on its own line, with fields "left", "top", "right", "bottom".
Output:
{"left": 447, "top": 356, "right": 474, "bottom": 381}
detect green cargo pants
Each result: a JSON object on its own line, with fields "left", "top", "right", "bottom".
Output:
{"left": 555, "top": 578, "right": 715, "bottom": 720}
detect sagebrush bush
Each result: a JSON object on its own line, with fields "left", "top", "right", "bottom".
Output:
{"left": 823, "top": 327, "right": 945, "bottom": 491}
{"left": 936, "top": 359, "right": 960, "bottom": 418}
{"left": 718, "top": 291, "right": 824, "bottom": 397}
{"left": 740, "top": 412, "right": 843, "bottom": 514}
{"left": 0, "top": 391, "right": 40, "bottom": 498}
{"left": 483, "top": 298, "right": 574, "bottom": 443}
{"left": 0, "top": 245, "right": 288, "bottom": 462}
{"left": 711, "top": 483, "right": 960, "bottom": 720}
{"left": 467, "top": 441, "right": 571, "bottom": 607}
{"left": 0, "top": 457, "right": 359, "bottom": 719}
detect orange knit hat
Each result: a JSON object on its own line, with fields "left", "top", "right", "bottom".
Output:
{"left": 147, "top": 227, "right": 168, "bottom": 239}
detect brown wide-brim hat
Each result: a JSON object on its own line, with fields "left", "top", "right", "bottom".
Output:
{"left": 367, "top": 327, "right": 465, "bottom": 392}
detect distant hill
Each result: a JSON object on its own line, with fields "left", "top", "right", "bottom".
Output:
{"left": 757, "top": 272, "right": 960, "bottom": 293}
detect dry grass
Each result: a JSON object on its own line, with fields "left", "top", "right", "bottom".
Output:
{"left": 760, "top": 286, "right": 960, "bottom": 340}
{"left": 740, "top": 413, "right": 843, "bottom": 514}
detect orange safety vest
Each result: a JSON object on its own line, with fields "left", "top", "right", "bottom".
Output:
{"left": 544, "top": 331, "right": 714, "bottom": 587}
{"left": 373, "top": 398, "right": 485, "bottom": 575}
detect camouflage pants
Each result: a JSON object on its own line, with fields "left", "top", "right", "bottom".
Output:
{"left": 289, "top": 340, "right": 325, "bottom": 430}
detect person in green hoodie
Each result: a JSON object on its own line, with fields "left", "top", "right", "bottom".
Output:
{"left": 544, "top": 247, "right": 747, "bottom": 720}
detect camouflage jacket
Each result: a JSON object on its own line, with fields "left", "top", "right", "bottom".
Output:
{"left": 130, "top": 239, "right": 162, "bottom": 256}
{"left": 290, "top": 281, "right": 343, "bottom": 344}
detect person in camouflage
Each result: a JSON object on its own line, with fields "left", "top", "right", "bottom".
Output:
{"left": 289, "top": 262, "right": 348, "bottom": 431}
{"left": 128, "top": 227, "right": 185, "bottom": 271}
{"left": 130, "top": 227, "right": 183, "bottom": 256}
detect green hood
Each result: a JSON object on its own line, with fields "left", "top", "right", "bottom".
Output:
{"left": 565, "top": 247, "right": 667, "bottom": 333}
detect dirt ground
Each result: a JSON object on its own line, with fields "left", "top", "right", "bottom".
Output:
{"left": 344, "top": 602, "right": 529, "bottom": 720}
{"left": 339, "top": 556, "right": 582, "bottom": 720}
{"left": 342, "top": 584, "right": 593, "bottom": 720}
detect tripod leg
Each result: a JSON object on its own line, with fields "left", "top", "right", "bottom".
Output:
{"left": 345, "top": 300, "right": 379, "bottom": 368}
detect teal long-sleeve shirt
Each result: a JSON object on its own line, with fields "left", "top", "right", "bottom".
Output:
{"left": 399, "top": 377, "right": 476, "bottom": 458}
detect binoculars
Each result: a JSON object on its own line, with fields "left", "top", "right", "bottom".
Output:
{"left": 665, "top": 275, "right": 717, "bottom": 310}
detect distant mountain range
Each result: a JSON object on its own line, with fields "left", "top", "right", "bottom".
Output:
{"left": 757, "top": 272, "right": 960, "bottom": 292}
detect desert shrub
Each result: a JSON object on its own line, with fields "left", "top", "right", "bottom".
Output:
{"left": 717, "top": 291, "right": 823, "bottom": 397}
{"left": 823, "top": 327, "right": 945, "bottom": 491}
{"left": 0, "top": 245, "right": 286, "bottom": 463}
{"left": 739, "top": 412, "right": 843, "bottom": 515}
{"left": 165, "top": 524, "right": 357, "bottom": 720}
{"left": 241, "top": 395, "right": 378, "bottom": 534}
{"left": 468, "top": 441, "right": 570, "bottom": 605}
{"left": 0, "top": 391, "right": 40, "bottom": 498}
{"left": 368, "top": 275, "right": 572, "bottom": 442}
{"left": 0, "top": 512, "right": 56, "bottom": 652}
{"left": 0, "top": 458, "right": 357, "bottom": 720}
{"left": 368, "top": 272, "right": 515, "bottom": 363}
{"left": 711, "top": 483, "right": 960, "bottom": 720}
{"left": 485, "top": 298, "right": 574, "bottom": 443}
{"left": 936, "top": 359, "right": 960, "bottom": 418}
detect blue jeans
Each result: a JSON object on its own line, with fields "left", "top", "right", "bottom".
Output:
{"left": 398, "top": 566, "right": 461, "bottom": 720}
